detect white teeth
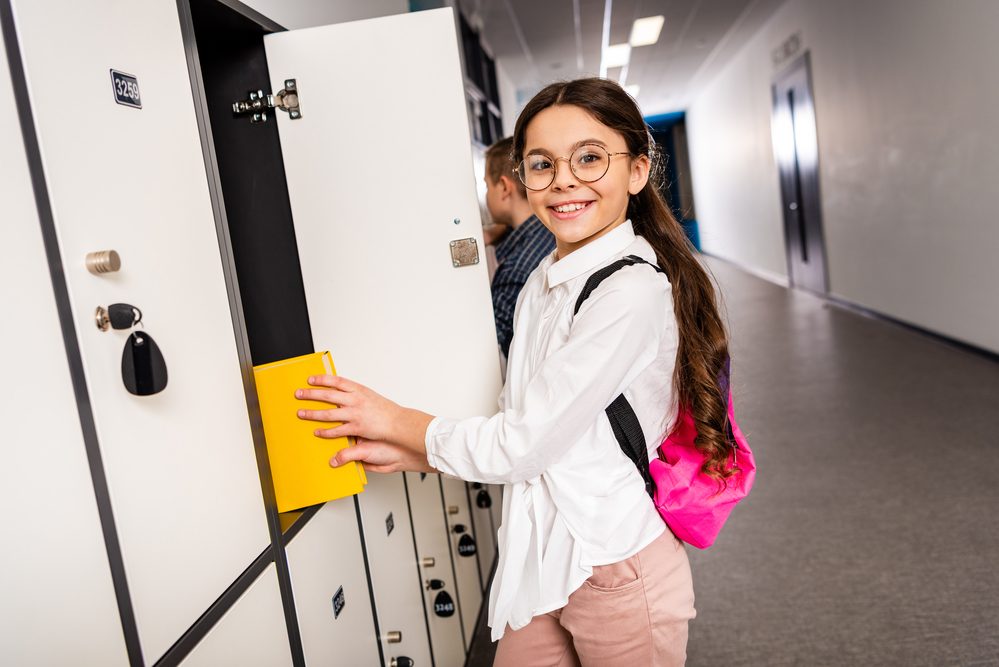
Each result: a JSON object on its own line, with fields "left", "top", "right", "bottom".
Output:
{"left": 554, "top": 202, "right": 588, "bottom": 213}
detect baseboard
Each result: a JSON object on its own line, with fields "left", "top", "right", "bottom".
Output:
{"left": 700, "top": 250, "right": 790, "bottom": 288}
{"left": 700, "top": 251, "right": 999, "bottom": 364}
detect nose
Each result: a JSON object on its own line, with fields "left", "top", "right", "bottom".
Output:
{"left": 551, "top": 156, "right": 578, "bottom": 191}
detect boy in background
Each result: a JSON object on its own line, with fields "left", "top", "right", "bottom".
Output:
{"left": 482, "top": 137, "right": 556, "bottom": 360}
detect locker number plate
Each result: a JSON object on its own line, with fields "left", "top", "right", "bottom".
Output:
{"left": 110, "top": 70, "right": 141, "bottom": 109}
{"left": 332, "top": 586, "right": 345, "bottom": 619}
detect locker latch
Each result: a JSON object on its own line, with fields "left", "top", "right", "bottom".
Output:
{"left": 231, "top": 79, "right": 302, "bottom": 123}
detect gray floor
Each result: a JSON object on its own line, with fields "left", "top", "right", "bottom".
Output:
{"left": 467, "top": 258, "right": 999, "bottom": 666}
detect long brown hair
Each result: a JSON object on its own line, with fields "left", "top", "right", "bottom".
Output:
{"left": 513, "top": 78, "right": 736, "bottom": 478}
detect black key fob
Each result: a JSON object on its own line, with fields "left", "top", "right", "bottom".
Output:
{"left": 433, "top": 591, "right": 455, "bottom": 617}
{"left": 122, "top": 331, "right": 168, "bottom": 396}
{"left": 458, "top": 534, "right": 477, "bottom": 557}
{"left": 108, "top": 303, "right": 142, "bottom": 330}
{"left": 476, "top": 489, "right": 492, "bottom": 509}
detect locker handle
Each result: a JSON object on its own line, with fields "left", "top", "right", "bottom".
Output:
{"left": 421, "top": 556, "right": 436, "bottom": 568}
{"left": 385, "top": 630, "right": 402, "bottom": 643}
{"left": 86, "top": 249, "right": 121, "bottom": 275}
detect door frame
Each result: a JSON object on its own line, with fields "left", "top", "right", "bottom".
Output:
{"left": 772, "top": 50, "right": 830, "bottom": 295}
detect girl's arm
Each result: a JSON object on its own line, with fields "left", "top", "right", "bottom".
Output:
{"left": 423, "top": 272, "right": 670, "bottom": 483}
{"left": 298, "top": 268, "right": 670, "bottom": 482}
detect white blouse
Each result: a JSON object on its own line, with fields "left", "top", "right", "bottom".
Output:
{"left": 425, "top": 220, "right": 678, "bottom": 641}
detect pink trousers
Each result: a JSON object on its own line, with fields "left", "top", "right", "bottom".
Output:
{"left": 493, "top": 529, "right": 695, "bottom": 667}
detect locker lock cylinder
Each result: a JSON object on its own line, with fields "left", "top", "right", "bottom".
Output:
{"left": 384, "top": 630, "right": 402, "bottom": 643}
{"left": 231, "top": 78, "right": 302, "bottom": 123}
{"left": 390, "top": 658, "right": 414, "bottom": 667}
{"left": 85, "top": 249, "right": 121, "bottom": 275}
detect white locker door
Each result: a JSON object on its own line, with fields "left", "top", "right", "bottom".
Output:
{"left": 263, "top": 7, "right": 504, "bottom": 667}
{"left": 440, "top": 477, "right": 483, "bottom": 646}
{"left": 0, "top": 30, "right": 128, "bottom": 666}
{"left": 181, "top": 565, "right": 292, "bottom": 667}
{"left": 9, "top": 1, "right": 270, "bottom": 659}
{"left": 405, "top": 472, "right": 466, "bottom": 666}
{"left": 284, "top": 500, "right": 381, "bottom": 666}
{"left": 354, "top": 473, "right": 433, "bottom": 666}
{"left": 469, "top": 483, "right": 499, "bottom": 589}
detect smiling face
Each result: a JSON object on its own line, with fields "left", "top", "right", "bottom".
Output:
{"left": 522, "top": 104, "right": 650, "bottom": 258}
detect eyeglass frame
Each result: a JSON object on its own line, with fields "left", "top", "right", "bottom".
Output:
{"left": 514, "top": 143, "right": 633, "bottom": 191}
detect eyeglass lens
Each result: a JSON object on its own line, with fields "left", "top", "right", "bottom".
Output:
{"left": 518, "top": 145, "right": 611, "bottom": 191}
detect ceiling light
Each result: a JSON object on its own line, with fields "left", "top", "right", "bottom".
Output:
{"left": 630, "top": 15, "right": 665, "bottom": 47}
{"left": 625, "top": 84, "right": 640, "bottom": 98}
{"left": 603, "top": 42, "right": 631, "bottom": 70}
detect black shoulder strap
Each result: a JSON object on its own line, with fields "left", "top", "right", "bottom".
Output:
{"left": 574, "top": 254, "right": 668, "bottom": 499}
{"left": 573, "top": 255, "right": 667, "bottom": 315}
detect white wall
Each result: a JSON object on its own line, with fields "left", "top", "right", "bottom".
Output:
{"left": 241, "top": 0, "right": 409, "bottom": 30}
{"left": 686, "top": 0, "right": 999, "bottom": 353}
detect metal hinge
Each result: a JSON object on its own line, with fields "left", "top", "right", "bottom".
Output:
{"left": 231, "top": 78, "right": 302, "bottom": 123}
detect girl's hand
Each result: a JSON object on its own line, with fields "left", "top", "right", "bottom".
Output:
{"left": 295, "top": 375, "right": 436, "bottom": 473}
{"left": 332, "top": 438, "right": 435, "bottom": 474}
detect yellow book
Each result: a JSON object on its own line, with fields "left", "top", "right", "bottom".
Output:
{"left": 253, "top": 351, "right": 366, "bottom": 513}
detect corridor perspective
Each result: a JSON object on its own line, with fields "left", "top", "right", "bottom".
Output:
{"left": 687, "top": 259, "right": 999, "bottom": 666}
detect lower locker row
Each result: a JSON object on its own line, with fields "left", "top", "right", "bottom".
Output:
{"left": 185, "top": 477, "right": 501, "bottom": 666}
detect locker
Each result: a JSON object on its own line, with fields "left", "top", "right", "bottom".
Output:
{"left": 7, "top": 0, "right": 272, "bottom": 660}
{"left": 440, "top": 477, "right": 485, "bottom": 646}
{"left": 468, "top": 482, "right": 499, "bottom": 590}
{"left": 7, "top": 0, "right": 506, "bottom": 661}
{"left": 264, "top": 8, "right": 503, "bottom": 661}
{"left": 185, "top": 2, "right": 504, "bottom": 664}
{"left": 181, "top": 564, "right": 292, "bottom": 667}
{"left": 405, "top": 473, "right": 467, "bottom": 665}
{"left": 283, "top": 501, "right": 381, "bottom": 666}
{"left": 487, "top": 484, "right": 504, "bottom": 569}
{"left": 0, "top": 25, "right": 128, "bottom": 665}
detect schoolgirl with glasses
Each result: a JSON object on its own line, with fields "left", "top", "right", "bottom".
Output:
{"left": 296, "top": 78, "right": 736, "bottom": 666}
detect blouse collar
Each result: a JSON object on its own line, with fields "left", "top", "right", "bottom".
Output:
{"left": 546, "top": 219, "right": 636, "bottom": 288}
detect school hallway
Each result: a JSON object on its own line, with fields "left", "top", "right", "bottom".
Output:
{"left": 467, "top": 256, "right": 999, "bottom": 666}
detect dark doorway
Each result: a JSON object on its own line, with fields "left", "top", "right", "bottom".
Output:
{"left": 646, "top": 112, "right": 700, "bottom": 251}
{"left": 772, "top": 52, "right": 828, "bottom": 293}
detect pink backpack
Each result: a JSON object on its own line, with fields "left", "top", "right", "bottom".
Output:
{"left": 575, "top": 255, "right": 757, "bottom": 549}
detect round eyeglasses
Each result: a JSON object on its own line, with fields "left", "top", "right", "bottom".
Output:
{"left": 516, "top": 144, "right": 631, "bottom": 191}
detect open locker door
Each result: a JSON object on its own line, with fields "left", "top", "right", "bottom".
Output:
{"left": 262, "top": 7, "right": 503, "bottom": 664}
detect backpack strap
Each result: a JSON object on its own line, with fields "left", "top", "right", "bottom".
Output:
{"left": 572, "top": 255, "right": 667, "bottom": 315}
{"left": 574, "top": 255, "right": 668, "bottom": 499}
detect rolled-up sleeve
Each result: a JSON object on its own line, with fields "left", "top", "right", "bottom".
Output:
{"left": 425, "top": 270, "right": 670, "bottom": 484}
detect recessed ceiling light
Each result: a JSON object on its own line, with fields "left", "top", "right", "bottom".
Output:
{"left": 630, "top": 15, "right": 665, "bottom": 47}
{"left": 603, "top": 43, "right": 632, "bottom": 69}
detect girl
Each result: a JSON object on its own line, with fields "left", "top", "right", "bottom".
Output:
{"left": 295, "top": 78, "right": 733, "bottom": 666}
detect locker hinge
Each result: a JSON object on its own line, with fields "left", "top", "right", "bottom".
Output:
{"left": 231, "top": 78, "right": 302, "bottom": 123}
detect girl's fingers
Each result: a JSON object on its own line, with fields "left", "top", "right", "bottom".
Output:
{"left": 314, "top": 424, "right": 356, "bottom": 439}
{"left": 307, "top": 375, "right": 361, "bottom": 392}
{"left": 297, "top": 407, "right": 353, "bottom": 423}
{"left": 332, "top": 446, "right": 368, "bottom": 466}
{"left": 295, "top": 387, "right": 353, "bottom": 406}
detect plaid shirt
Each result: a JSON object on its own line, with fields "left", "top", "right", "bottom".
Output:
{"left": 491, "top": 215, "right": 556, "bottom": 357}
